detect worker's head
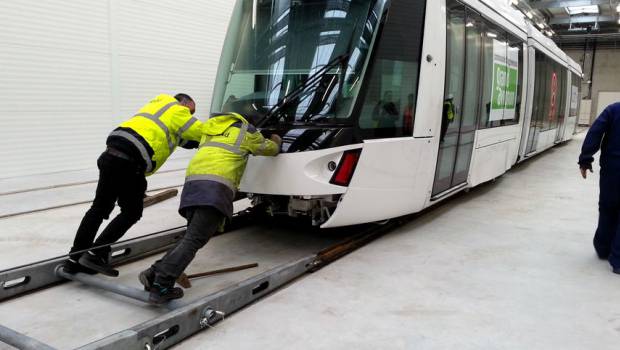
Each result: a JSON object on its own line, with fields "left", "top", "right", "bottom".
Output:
{"left": 175, "top": 93, "right": 196, "bottom": 115}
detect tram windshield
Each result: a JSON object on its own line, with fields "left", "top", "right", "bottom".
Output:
{"left": 211, "top": 0, "right": 385, "bottom": 126}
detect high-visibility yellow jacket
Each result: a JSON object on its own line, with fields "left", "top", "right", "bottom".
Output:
{"left": 109, "top": 94, "right": 203, "bottom": 175}
{"left": 180, "top": 113, "right": 279, "bottom": 218}
{"left": 443, "top": 99, "right": 456, "bottom": 122}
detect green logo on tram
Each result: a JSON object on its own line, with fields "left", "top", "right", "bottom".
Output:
{"left": 492, "top": 63, "right": 518, "bottom": 111}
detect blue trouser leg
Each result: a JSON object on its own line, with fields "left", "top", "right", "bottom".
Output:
{"left": 595, "top": 168, "right": 620, "bottom": 267}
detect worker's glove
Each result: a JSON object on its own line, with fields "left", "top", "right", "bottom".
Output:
{"left": 270, "top": 134, "right": 282, "bottom": 146}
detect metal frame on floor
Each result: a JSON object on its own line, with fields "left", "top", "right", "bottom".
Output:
{"left": 0, "top": 227, "right": 185, "bottom": 302}
{"left": 77, "top": 256, "right": 315, "bottom": 350}
{"left": 0, "top": 217, "right": 400, "bottom": 350}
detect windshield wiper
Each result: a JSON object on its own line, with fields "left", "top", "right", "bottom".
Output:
{"left": 257, "top": 53, "right": 350, "bottom": 128}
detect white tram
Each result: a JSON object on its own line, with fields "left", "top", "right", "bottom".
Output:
{"left": 210, "top": 0, "right": 583, "bottom": 227}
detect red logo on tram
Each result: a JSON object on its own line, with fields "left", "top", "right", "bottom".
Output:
{"left": 548, "top": 72, "right": 558, "bottom": 120}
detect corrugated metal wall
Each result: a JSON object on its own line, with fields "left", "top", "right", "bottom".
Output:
{"left": 0, "top": 0, "right": 235, "bottom": 179}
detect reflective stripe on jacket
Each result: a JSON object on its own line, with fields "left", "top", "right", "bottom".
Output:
{"left": 185, "top": 113, "right": 280, "bottom": 191}
{"left": 111, "top": 94, "right": 203, "bottom": 175}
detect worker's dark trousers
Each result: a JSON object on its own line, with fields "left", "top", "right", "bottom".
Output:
{"left": 594, "top": 167, "right": 620, "bottom": 268}
{"left": 152, "top": 206, "right": 224, "bottom": 287}
{"left": 69, "top": 152, "right": 146, "bottom": 260}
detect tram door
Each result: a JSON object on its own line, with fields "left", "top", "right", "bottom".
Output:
{"left": 432, "top": 3, "right": 479, "bottom": 196}
{"left": 554, "top": 69, "right": 567, "bottom": 143}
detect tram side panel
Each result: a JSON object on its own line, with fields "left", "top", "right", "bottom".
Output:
{"left": 558, "top": 67, "right": 573, "bottom": 143}
{"left": 561, "top": 66, "right": 583, "bottom": 142}
{"left": 518, "top": 44, "right": 537, "bottom": 161}
{"left": 467, "top": 32, "right": 528, "bottom": 188}
{"left": 326, "top": 0, "right": 582, "bottom": 226}
{"left": 430, "top": 0, "right": 529, "bottom": 192}
{"left": 322, "top": 0, "right": 444, "bottom": 228}
{"left": 561, "top": 70, "right": 576, "bottom": 142}
{"left": 232, "top": 0, "right": 580, "bottom": 227}
{"left": 520, "top": 33, "right": 572, "bottom": 159}
{"left": 235, "top": 0, "right": 438, "bottom": 228}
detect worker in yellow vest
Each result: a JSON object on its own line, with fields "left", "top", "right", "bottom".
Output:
{"left": 65, "top": 93, "right": 203, "bottom": 276}
{"left": 139, "top": 112, "right": 281, "bottom": 304}
{"left": 440, "top": 95, "right": 456, "bottom": 142}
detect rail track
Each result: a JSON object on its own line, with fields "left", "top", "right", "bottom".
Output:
{"left": 0, "top": 207, "right": 405, "bottom": 350}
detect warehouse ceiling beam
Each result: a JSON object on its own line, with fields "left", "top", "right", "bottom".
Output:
{"left": 550, "top": 15, "right": 616, "bottom": 24}
{"left": 530, "top": 0, "right": 616, "bottom": 9}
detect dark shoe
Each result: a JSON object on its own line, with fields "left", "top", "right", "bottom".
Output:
{"left": 148, "top": 283, "right": 184, "bottom": 305}
{"left": 593, "top": 238, "right": 610, "bottom": 260}
{"left": 61, "top": 258, "right": 82, "bottom": 274}
{"left": 61, "top": 258, "right": 98, "bottom": 275}
{"left": 139, "top": 268, "right": 155, "bottom": 291}
{"left": 613, "top": 267, "right": 620, "bottom": 275}
{"left": 596, "top": 250, "right": 610, "bottom": 260}
{"left": 78, "top": 252, "right": 119, "bottom": 277}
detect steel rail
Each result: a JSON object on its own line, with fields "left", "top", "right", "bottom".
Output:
{"left": 0, "top": 205, "right": 256, "bottom": 302}
{"left": 0, "top": 225, "right": 185, "bottom": 275}
{"left": 55, "top": 267, "right": 185, "bottom": 310}
{"left": 1, "top": 214, "right": 402, "bottom": 349}
{"left": 0, "top": 228, "right": 185, "bottom": 302}
{"left": 77, "top": 219, "right": 401, "bottom": 350}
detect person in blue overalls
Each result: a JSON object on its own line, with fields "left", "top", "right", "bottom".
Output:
{"left": 579, "top": 102, "right": 620, "bottom": 274}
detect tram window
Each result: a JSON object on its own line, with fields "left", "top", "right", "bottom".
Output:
{"left": 570, "top": 72, "right": 581, "bottom": 117}
{"left": 551, "top": 58, "right": 565, "bottom": 130}
{"left": 570, "top": 73, "right": 578, "bottom": 116}
{"left": 478, "top": 22, "right": 522, "bottom": 129}
{"left": 508, "top": 35, "right": 524, "bottom": 125}
{"left": 541, "top": 54, "right": 552, "bottom": 130}
{"left": 532, "top": 52, "right": 565, "bottom": 132}
{"left": 461, "top": 11, "right": 482, "bottom": 128}
{"left": 547, "top": 58, "right": 559, "bottom": 130}
{"left": 531, "top": 51, "right": 547, "bottom": 131}
{"left": 571, "top": 72, "right": 582, "bottom": 134}
{"left": 357, "top": 1, "right": 426, "bottom": 139}
{"left": 440, "top": 2, "right": 466, "bottom": 142}
{"left": 556, "top": 68, "right": 568, "bottom": 129}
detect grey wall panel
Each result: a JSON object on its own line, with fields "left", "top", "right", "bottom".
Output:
{"left": 0, "top": 0, "right": 235, "bottom": 179}
{"left": 565, "top": 48, "right": 620, "bottom": 123}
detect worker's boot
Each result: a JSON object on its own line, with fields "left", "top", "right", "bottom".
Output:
{"left": 61, "top": 258, "right": 97, "bottom": 275}
{"left": 78, "top": 252, "right": 119, "bottom": 277}
{"left": 148, "top": 283, "right": 184, "bottom": 305}
{"left": 138, "top": 268, "right": 155, "bottom": 291}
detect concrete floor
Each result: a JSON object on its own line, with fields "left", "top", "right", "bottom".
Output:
{"left": 2, "top": 132, "right": 620, "bottom": 349}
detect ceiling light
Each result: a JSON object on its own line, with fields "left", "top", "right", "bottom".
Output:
{"left": 536, "top": 22, "right": 545, "bottom": 29}
{"left": 566, "top": 5, "right": 599, "bottom": 15}
{"left": 487, "top": 32, "right": 498, "bottom": 38}
{"left": 617, "top": 18, "right": 620, "bottom": 24}
{"left": 510, "top": 0, "right": 519, "bottom": 5}
{"left": 526, "top": 11, "right": 534, "bottom": 19}
{"left": 616, "top": 4, "right": 620, "bottom": 12}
